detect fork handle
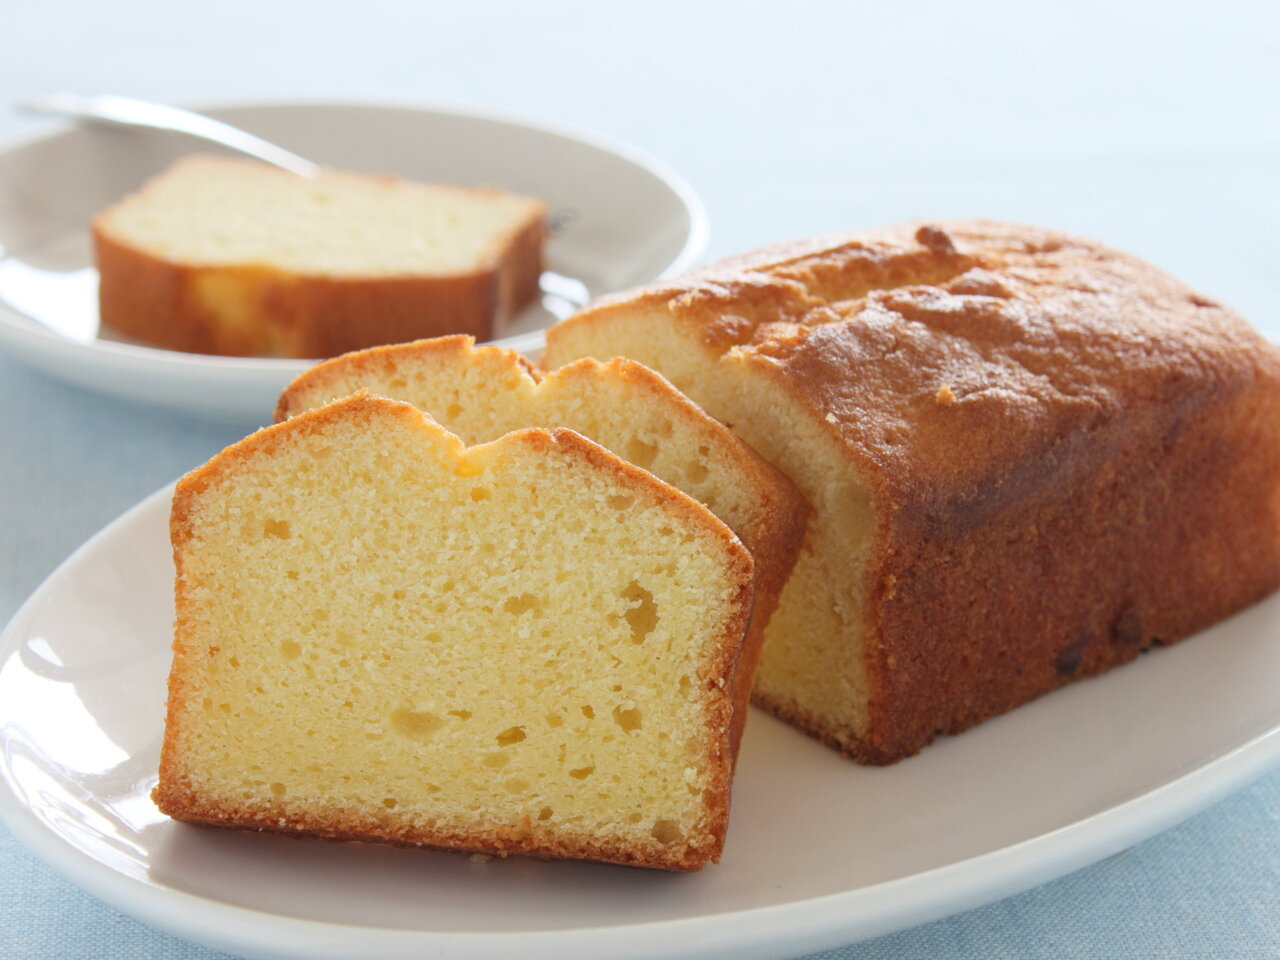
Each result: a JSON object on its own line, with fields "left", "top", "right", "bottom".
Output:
{"left": 17, "top": 93, "right": 321, "bottom": 178}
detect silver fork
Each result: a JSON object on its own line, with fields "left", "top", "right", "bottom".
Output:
{"left": 17, "top": 93, "right": 321, "bottom": 177}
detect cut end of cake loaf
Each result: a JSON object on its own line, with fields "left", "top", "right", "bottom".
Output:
{"left": 274, "top": 335, "right": 809, "bottom": 761}
{"left": 92, "top": 155, "right": 546, "bottom": 358}
{"left": 544, "top": 219, "right": 1280, "bottom": 764}
{"left": 155, "top": 393, "right": 754, "bottom": 870}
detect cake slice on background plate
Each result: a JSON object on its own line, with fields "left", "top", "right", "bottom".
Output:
{"left": 93, "top": 155, "right": 545, "bottom": 358}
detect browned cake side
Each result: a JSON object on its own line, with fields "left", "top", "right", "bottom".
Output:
{"left": 93, "top": 231, "right": 544, "bottom": 358}
{"left": 543, "top": 220, "right": 1280, "bottom": 763}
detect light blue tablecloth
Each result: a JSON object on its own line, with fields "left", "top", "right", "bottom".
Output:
{"left": 2, "top": 2, "right": 1278, "bottom": 956}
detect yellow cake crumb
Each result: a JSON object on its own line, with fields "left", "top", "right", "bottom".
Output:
{"left": 153, "top": 394, "right": 755, "bottom": 871}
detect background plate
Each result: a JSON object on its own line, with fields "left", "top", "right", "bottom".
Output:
{"left": 1, "top": 485, "right": 1278, "bottom": 960}
{"left": 0, "top": 99, "right": 707, "bottom": 424}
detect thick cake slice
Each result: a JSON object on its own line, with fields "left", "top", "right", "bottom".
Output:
{"left": 93, "top": 155, "right": 545, "bottom": 358}
{"left": 275, "top": 335, "right": 807, "bottom": 759}
{"left": 543, "top": 220, "right": 1280, "bottom": 763}
{"left": 155, "top": 394, "right": 753, "bottom": 870}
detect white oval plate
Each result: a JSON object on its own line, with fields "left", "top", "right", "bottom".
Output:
{"left": 0, "top": 99, "right": 707, "bottom": 424}
{"left": 2, "top": 486, "right": 1279, "bottom": 959}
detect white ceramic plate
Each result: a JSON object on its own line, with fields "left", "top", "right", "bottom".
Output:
{"left": 2, "top": 487, "right": 1279, "bottom": 960}
{"left": 0, "top": 99, "right": 707, "bottom": 424}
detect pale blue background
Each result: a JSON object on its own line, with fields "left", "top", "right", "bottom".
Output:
{"left": 2, "top": 1, "right": 1278, "bottom": 957}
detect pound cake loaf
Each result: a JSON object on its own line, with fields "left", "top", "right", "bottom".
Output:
{"left": 275, "top": 335, "right": 807, "bottom": 759}
{"left": 544, "top": 219, "right": 1280, "bottom": 764}
{"left": 93, "top": 156, "right": 545, "bottom": 358}
{"left": 155, "top": 394, "right": 753, "bottom": 870}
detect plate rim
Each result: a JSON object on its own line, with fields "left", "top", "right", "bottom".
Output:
{"left": 0, "top": 94, "right": 710, "bottom": 381}
{"left": 2, "top": 482, "right": 1279, "bottom": 960}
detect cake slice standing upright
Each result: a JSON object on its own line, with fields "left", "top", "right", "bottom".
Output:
{"left": 155, "top": 394, "right": 754, "bottom": 870}
{"left": 276, "top": 335, "right": 808, "bottom": 761}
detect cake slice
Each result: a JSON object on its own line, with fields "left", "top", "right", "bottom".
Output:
{"left": 543, "top": 220, "right": 1280, "bottom": 763}
{"left": 93, "top": 155, "right": 546, "bottom": 358}
{"left": 155, "top": 394, "right": 754, "bottom": 870}
{"left": 275, "top": 335, "right": 807, "bottom": 760}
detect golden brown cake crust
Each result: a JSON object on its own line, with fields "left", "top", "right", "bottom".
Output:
{"left": 157, "top": 395, "right": 753, "bottom": 870}
{"left": 560, "top": 220, "right": 976, "bottom": 353}
{"left": 272, "top": 335, "right": 539, "bottom": 422}
{"left": 546, "top": 220, "right": 1280, "bottom": 763}
{"left": 92, "top": 182, "right": 545, "bottom": 359}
